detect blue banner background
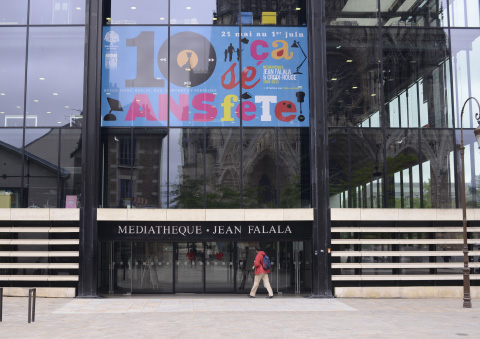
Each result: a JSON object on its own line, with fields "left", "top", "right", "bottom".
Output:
{"left": 101, "top": 26, "right": 309, "bottom": 127}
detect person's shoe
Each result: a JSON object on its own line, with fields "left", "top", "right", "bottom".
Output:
{"left": 248, "top": 295, "right": 255, "bottom": 298}
{"left": 266, "top": 296, "right": 273, "bottom": 299}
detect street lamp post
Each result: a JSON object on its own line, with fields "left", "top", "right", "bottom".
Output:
{"left": 459, "top": 96, "right": 480, "bottom": 308}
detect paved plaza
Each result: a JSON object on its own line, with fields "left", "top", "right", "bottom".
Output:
{"left": 0, "top": 295, "right": 479, "bottom": 338}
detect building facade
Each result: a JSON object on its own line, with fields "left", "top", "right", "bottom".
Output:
{"left": 0, "top": 0, "right": 480, "bottom": 298}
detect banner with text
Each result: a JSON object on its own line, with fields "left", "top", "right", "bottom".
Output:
{"left": 101, "top": 26, "right": 309, "bottom": 127}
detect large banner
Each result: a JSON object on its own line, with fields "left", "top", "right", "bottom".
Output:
{"left": 101, "top": 26, "right": 309, "bottom": 127}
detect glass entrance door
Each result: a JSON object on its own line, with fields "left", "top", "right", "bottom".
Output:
{"left": 100, "top": 240, "right": 311, "bottom": 294}
{"left": 205, "top": 242, "right": 234, "bottom": 292}
{"left": 175, "top": 242, "right": 204, "bottom": 293}
{"left": 131, "top": 242, "right": 173, "bottom": 293}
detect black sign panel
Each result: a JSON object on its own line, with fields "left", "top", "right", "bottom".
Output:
{"left": 98, "top": 221, "right": 312, "bottom": 241}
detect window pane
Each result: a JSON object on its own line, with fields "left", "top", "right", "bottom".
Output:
{"left": 386, "top": 129, "right": 419, "bottom": 208}
{"left": 205, "top": 129, "right": 241, "bottom": 208}
{"left": 242, "top": 128, "right": 277, "bottom": 208}
{"left": 168, "top": 26, "right": 239, "bottom": 127}
{"left": 30, "top": 0, "right": 86, "bottom": 25}
{"left": 171, "top": 0, "right": 231, "bottom": 25}
{"left": 0, "top": 28, "right": 26, "bottom": 127}
{"left": 0, "top": 0, "right": 28, "bottom": 25}
{"left": 329, "top": 128, "right": 349, "bottom": 208}
{"left": 278, "top": 128, "right": 310, "bottom": 208}
{"left": 104, "top": 0, "right": 168, "bottom": 25}
{"left": 455, "top": 129, "right": 480, "bottom": 207}
{"left": 240, "top": 26, "right": 309, "bottom": 128}
{"left": 326, "top": 0, "right": 379, "bottom": 26}
{"left": 383, "top": 28, "right": 451, "bottom": 128}
{"left": 381, "top": 0, "right": 448, "bottom": 27}
{"left": 102, "top": 128, "right": 132, "bottom": 208}
{"left": 327, "top": 27, "right": 381, "bottom": 127}
{"left": 132, "top": 128, "right": 168, "bottom": 208}
{"left": 241, "top": 0, "right": 306, "bottom": 26}
{"left": 25, "top": 177, "right": 58, "bottom": 208}
{"left": 450, "top": 0, "right": 480, "bottom": 27}
{"left": 26, "top": 27, "right": 85, "bottom": 127}
{"left": 451, "top": 29, "right": 480, "bottom": 128}
{"left": 349, "top": 129, "right": 383, "bottom": 208}
{"left": 60, "top": 128, "right": 82, "bottom": 208}
{"left": 24, "top": 129, "right": 60, "bottom": 168}
{"left": 169, "top": 129, "right": 205, "bottom": 208}
{"left": 0, "top": 129, "right": 23, "bottom": 208}
{"left": 101, "top": 26, "right": 168, "bottom": 127}
{"left": 422, "top": 129, "right": 455, "bottom": 208}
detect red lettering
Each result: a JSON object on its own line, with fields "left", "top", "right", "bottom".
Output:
{"left": 275, "top": 100, "right": 296, "bottom": 122}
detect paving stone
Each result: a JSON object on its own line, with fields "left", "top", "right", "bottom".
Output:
{"left": 0, "top": 296, "right": 479, "bottom": 337}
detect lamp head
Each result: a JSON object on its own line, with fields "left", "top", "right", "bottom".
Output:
{"left": 474, "top": 124, "right": 480, "bottom": 149}
{"left": 291, "top": 40, "right": 299, "bottom": 48}
{"left": 372, "top": 167, "right": 382, "bottom": 180}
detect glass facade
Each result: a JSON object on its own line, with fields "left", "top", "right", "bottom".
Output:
{"left": 100, "top": 0, "right": 311, "bottom": 209}
{"left": 0, "top": 2, "right": 84, "bottom": 208}
{"left": 2, "top": 0, "right": 480, "bottom": 296}
{"left": 326, "top": 0, "right": 480, "bottom": 209}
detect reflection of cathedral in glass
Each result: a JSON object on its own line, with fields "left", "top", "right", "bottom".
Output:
{"left": 165, "top": 128, "right": 310, "bottom": 209}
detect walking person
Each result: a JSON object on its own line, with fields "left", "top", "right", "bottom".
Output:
{"left": 249, "top": 246, "right": 274, "bottom": 298}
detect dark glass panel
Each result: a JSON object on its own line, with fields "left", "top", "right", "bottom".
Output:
{"left": 101, "top": 128, "right": 133, "bottom": 208}
{"left": 205, "top": 129, "right": 241, "bottom": 208}
{"left": 59, "top": 128, "right": 82, "bottom": 208}
{"left": 449, "top": 0, "right": 480, "bottom": 27}
{"left": 30, "top": 0, "right": 86, "bottom": 25}
{"left": 205, "top": 241, "right": 234, "bottom": 292}
{"left": 104, "top": 0, "right": 168, "bottom": 25}
{"left": 455, "top": 129, "right": 479, "bottom": 207}
{"left": 383, "top": 28, "right": 451, "bottom": 128}
{"left": 175, "top": 242, "right": 204, "bottom": 293}
{"left": 386, "top": 129, "right": 420, "bottom": 208}
{"left": 242, "top": 128, "right": 278, "bottom": 208}
{"left": 171, "top": 0, "right": 238, "bottom": 25}
{"left": 278, "top": 128, "right": 310, "bottom": 208}
{"left": 326, "top": 27, "right": 381, "bottom": 127}
{"left": 169, "top": 129, "right": 205, "bottom": 208}
{"left": 131, "top": 242, "right": 173, "bottom": 293}
{"left": 349, "top": 129, "right": 383, "bottom": 208}
{"left": 380, "top": 0, "right": 448, "bottom": 27}
{"left": 24, "top": 177, "right": 58, "bottom": 208}
{"left": 450, "top": 29, "right": 480, "bottom": 128}
{"left": 0, "top": 0, "right": 28, "bottom": 25}
{"left": 326, "top": 0, "right": 379, "bottom": 26}
{"left": 0, "top": 130, "right": 23, "bottom": 208}
{"left": 329, "top": 128, "right": 349, "bottom": 208}
{"left": 24, "top": 129, "right": 60, "bottom": 168}
{"left": 422, "top": 129, "right": 455, "bottom": 208}
{"left": 26, "top": 27, "right": 85, "bottom": 127}
{"left": 0, "top": 28, "right": 26, "bottom": 127}
{"left": 131, "top": 128, "right": 168, "bottom": 208}
{"left": 241, "top": 0, "right": 306, "bottom": 26}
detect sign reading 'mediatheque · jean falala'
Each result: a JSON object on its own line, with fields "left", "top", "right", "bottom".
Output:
{"left": 98, "top": 221, "right": 312, "bottom": 241}
{"left": 101, "top": 26, "right": 309, "bottom": 127}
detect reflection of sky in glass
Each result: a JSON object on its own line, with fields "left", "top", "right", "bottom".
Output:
{"left": 0, "top": 0, "right": 28, "bottom": 25}
{"left": 26, "top": 27, "right": 85, "bottom": 127}
{"left": 451, "top": 29, "right": 480, "bottom": 129}
{"left": 30, "top": 0, "right": 86, "bottom": 25}
{"left": 0, "top": 28, "right": 26, "bottom": 127}
{"left": 107, "top": 0, "right": 168, "bottom": 25}
{"left": 171, "top": 0, "right": 217, "bottom": 24}
{"left": 450, "top": 0, "right": 480, "bottom": 27}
